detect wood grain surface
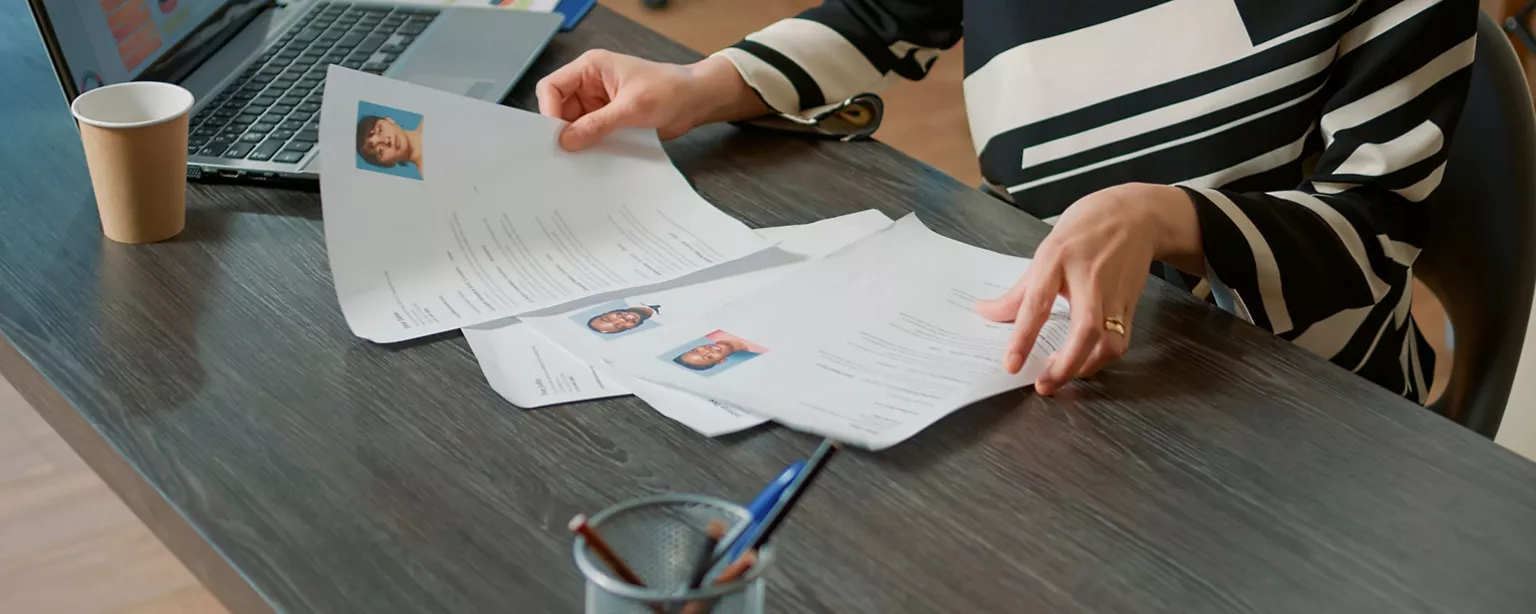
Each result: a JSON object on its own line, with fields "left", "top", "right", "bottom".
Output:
{"left": 4, "top": 5, "right": 1536, "bottom": 614}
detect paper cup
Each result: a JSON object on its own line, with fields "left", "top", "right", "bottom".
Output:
{"left": 71, "top": 82, "right": 194, "bottom": 244}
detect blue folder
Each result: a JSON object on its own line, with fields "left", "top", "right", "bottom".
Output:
{"left": 554, "top": 0, "right": 597, "bottom": 31}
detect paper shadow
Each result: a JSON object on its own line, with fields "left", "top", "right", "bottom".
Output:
{"left": 877, "top": 389, "right": 1028, "bottom": 472}
{"left": 512, "top": 246, "right": 810, "bottom": 318}
{"left": 382, "top": 327, "right": 469, "bottom": 352}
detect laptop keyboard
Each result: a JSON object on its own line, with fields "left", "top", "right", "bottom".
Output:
{"left": 187, "top": 3, "right": 438, "bottom": 165}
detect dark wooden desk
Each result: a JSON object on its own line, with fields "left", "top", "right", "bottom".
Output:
{"left": 5, "top": 6, "right": 1536, "bottom": 614}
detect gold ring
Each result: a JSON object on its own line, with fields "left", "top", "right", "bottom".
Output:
{"left": 1104, "top": 316, "right": 1127, "bottom": 336}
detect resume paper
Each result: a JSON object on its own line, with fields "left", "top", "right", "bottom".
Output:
{"left": 463, "top": 210, "right": 894, "bottom": 436}
{"left": 597, "top": 215, "right": 1071, "bottom": 450}
{"left": 464, "top": 318, "right": 632, "bottom": 408}
{"left": 319, "top": 67, "right": 772, "bottom": 342}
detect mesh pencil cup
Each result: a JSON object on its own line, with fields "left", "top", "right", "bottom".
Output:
{"left": 574, "top": 494, "right": 775, "bottom": 614}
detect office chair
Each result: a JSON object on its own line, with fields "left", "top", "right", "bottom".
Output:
{"left": 1414, "top": 11, "right": 1536, "bottom": 439}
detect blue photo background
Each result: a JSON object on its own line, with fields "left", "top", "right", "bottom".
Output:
{"left": 569, "top": 299, "right": 662, "bottom": 340}
{"left": 356, "top": 101, "right": 423, "bottom": 180}
{"left": 660, "top": 335, "right": 762, "bottom": 377}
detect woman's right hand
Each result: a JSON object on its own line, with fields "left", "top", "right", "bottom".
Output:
{"left": 535, "top": 51, "right": 768, "bottom": 151}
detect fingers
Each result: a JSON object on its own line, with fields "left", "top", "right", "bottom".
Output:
{"left": 1035, "top": 286, "right": 1102, "bottom": 396}
{"left": 1000, "top": 266, "right": 1062, "bottom": 375}
{"left": 1039, "top": 303, "right": 1132, "bottom": 395}
{"left": 1078, "top": 342, "right": 1121, "bottom": 380}
{"left": 560, "top": 98, "right": 640, "bottom": 151}
{"left": 976, "top": 271, "right": 1030, "bottom": 322}
{"left": 536, "top": 60, "right": 591, "bottom": 120}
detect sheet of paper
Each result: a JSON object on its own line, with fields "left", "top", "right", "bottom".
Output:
{"left": 464, "top": 318, "right": 630, "bottom": 408}
{"left": 319, "top": 67, "right": 772, "bottom": 342}
{"left": 465, "top": 210, "right": 894, "bottom": 435}
{"left": 597, "top": 214, "right": 1071, "bottom": 450}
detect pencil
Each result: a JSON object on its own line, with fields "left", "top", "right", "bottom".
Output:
{"left": 569, "top": 514, "right": 665, "bottom": 614}
{"left": 686, "top": 519, "right": 727, "bottom": 591}
{"left": 681, "top": 549, "right": 758, "bottom": 614}
{"left": 712, "top": 550, "right": 758, "bottom": 584}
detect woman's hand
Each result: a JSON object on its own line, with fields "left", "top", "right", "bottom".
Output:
{"left": 976, "top": 183, "right": 1203, "bottom": 395}
{"left": 535, "top": 51, "right": 768, "bottom": 151}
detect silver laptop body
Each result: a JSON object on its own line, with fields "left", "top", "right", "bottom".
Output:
{"left": 27, "top": 0, "right": 561, "bottom": 184}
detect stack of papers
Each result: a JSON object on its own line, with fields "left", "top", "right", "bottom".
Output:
{"left": 465, "top": 210, "right": 894, "bottom": 435}
{"left": 592, "top": 215, "right": 1070, "bottom": 449}
{"left": 320, "top": 68, "right": 1066, "bottom": 449}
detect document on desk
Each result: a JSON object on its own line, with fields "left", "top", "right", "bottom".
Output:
{"left": 319, "top": 67, "right": 772, "bottom": 342}
{"left": 597, "top": 214, "right": 1071, "bottom": 450}
{"left": 463, "top": 210, "right": 894, "bottom": 436}
{"left": 464, "top": 318, "right": 631, "bottom": 408}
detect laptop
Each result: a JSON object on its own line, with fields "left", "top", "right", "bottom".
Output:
{"left": 26, "top": 0, "right": 562, "bottom": 184}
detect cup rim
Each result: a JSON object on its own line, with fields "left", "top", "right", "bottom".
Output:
{"left": 573, "top": 493, "right": 773, "bottom": 603}
{"left": 71, "top": 81, "right": 194, "bottom": 130}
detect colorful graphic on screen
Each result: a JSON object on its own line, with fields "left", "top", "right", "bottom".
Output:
{"left": 160, "top": 4, "right": 192, "bottom": 35}
{"left": 158, "top": 0, "right": 178, "bottom": 13}
{"left": 105, "top": 0, "right": 150, "bottom": 42}
{"left": 94, "top": 0, "right": 164, "bottom": 72}
{"left": 117, "top": 21, "right": 163, "bottom": 71}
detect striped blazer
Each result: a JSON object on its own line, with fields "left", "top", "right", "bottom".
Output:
{"left": 714, "top": 0, "right": 1476, "bottom": 403}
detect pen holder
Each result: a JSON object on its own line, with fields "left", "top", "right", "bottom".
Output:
{"left": 574, "top": 494, "right": 773, "bottom": 614}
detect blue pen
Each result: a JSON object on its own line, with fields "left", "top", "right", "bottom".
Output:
{"left": 714, "top": 461, "right": 804, "bottom": 562}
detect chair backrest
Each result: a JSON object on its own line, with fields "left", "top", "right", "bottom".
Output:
{"left": 1415, "top": 12, "right": 1536, "bottom": 438}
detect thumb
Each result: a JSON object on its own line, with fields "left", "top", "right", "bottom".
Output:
{"left": 560, "top": 99, "right": 639, "bottom": 151}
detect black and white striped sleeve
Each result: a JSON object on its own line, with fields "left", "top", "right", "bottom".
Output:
{"left": 1180, "top": 0, "right": 1474, "bottom": 401}
{"left": 711, "top": 0, "right": 961, "bottom": 120}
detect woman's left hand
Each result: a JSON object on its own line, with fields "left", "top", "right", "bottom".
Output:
{"left": 976, "top": 183, "right": 1202, "bottom": 396}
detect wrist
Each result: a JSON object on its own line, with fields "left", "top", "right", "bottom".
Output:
{"left": 684, "top": 55, "right": 770, "bottom": 127}
{"left": 1119, "top": 183, "right": 1204, "bottom": 273}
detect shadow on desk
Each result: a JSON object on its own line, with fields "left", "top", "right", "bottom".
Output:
{"left": 93, "top": 235, "right": 215, "bottom": 415}
{"left": 184, "top": 183, "right": 324, "bottom": 239}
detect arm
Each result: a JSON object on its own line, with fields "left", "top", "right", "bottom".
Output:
{"left": 1174, "top": 0, "right": 1475, "bottom": 400}
{"left": 536, "top": 0, "right": 959, "bottom": 148}
{"left": 711, "top": 0, "right": 963, "bottom": 125}
{"left": 978, "top": 0, "right": 1475, "bottom": 399}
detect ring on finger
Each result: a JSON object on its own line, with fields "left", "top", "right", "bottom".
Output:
{"left": 1104, "top": 315, "right": 1128, "bottom": 336}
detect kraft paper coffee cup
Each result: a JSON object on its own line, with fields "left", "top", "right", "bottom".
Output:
{"left": 70, "top": 82, "right": 194, "bottom": 244}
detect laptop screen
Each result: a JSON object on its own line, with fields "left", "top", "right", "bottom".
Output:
{"left": 30, "top": 0, "right": 268, "bottom": 96}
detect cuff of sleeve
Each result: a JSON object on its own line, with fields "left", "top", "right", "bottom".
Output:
{"left": 711, "top": 48, "right": 884, "bottom": 141}
{"left": 1180, "top": 186, "right": 1256, "bottom": 325}
{"left": 713, "top": 47, "right": 802, "bottom": 116}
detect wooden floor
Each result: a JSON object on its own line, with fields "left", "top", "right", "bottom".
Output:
{"left": 0, "top": 0, "right": 1451, "bottom": 612}
{"left": 0, "top": 375, "right": 226, "bottom": 614}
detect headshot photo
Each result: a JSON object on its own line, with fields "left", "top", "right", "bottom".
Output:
{"left": 662, "top": 330, "right": 768, "bottom": 377}
{"left": 570, "top": 300, "right": 662, "bottom": 339}
{"left": 355, "top": 101, "right": 425, "bottom": 180}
